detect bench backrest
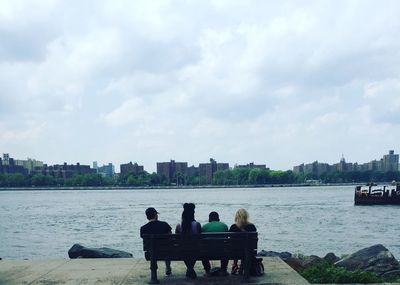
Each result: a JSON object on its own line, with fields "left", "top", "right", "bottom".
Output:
{"left": 142, "top": 232, "right": 258, "bottom": 261}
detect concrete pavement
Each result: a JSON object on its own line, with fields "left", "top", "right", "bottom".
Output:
{"left": 0, "top": 257, "right": 310, "bottom": 285}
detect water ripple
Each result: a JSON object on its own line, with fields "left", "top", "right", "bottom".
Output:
{"left": 0, "top": 186, "right": 399, "bottom": 259}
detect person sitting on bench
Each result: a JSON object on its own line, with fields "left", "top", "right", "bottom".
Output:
{"left": 201, "top": 211, "right": 229, "bottom": 276}
{"left": 175, "top": 203, "right": 201, "bottom": 279}
{"left": 229, "top": 208, "right": 257, "bottom": 275}
{"left": 140, "top": 207, "right": 172, "bottom": 276}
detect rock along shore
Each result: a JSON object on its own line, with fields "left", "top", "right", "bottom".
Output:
{"left": 258, "top": 244, "right": 400, "bottom": 279}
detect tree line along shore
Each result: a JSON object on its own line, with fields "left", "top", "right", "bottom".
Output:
{"left": 1, "top": 167, "right": 400, "bottom": 188}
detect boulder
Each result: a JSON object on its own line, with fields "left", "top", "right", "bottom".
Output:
{"left": 285, "top": 254, "right": 332, "bottom": 271}
{"left": 302, "top": 255, "right": 324, "bottom": 268}
{"left": 323, "top": 252, "right": 340, "bottom": 264}
{"left": 335, "top": 244, "right": 399, "bottom": 276}
{"left": 257, "top": 250, "right": 292, "bottom": 261}
{"left": 285, "top": 257, "right": 304, "bottom": 272}
{"left": 381, "top": 269, "right": 400, "bottom": 279}
{"left": 68, "top": 244, "right": 132, "bottom": 259}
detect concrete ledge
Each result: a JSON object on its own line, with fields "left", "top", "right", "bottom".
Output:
{"left": 0, "top": 257, "right": 310, "bottom": 285}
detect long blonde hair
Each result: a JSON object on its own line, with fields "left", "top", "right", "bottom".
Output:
{"left": 234, "top": 208, "right": 250, "bottom": 229}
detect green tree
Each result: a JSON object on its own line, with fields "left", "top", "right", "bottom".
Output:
{"left": 248, "top": 168, "right": 263, "bottom": 185}
{"left": 126, "top": 175, "right": 139, "bottom": 186}
{"left": 6, "top": 173, "right": 28, "bottom": 187}
{"left": 213, "top": 170, "right": 226, "bottom": 185}
{"left": 149, "top": 172, "right": 162, "bottom": 185}
{"left": 31, "top": 174, "right": 56, "bottom": 186}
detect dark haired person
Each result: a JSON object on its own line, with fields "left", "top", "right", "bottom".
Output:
{"left": 140, "top": 207, "right": 172, "bottom": 276}
{"left": 175, "top": 203, "right": 201, "bottom": 279}
{"left": 202, "top": 211, "right": 229, "bottom": 276}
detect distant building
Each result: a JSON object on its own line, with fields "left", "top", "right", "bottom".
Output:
{"left": 97, "top": 163, "right": 115, "bottom": 177}
{"left": 199, "top": 158, "right": 229, "bottom": 184}
{"left": 187, "top": 165, "right": 199, "bottom": 177}
{"left": 199, "top": 163, "right": 213, "bottom": 183}
{"left": 293, "top": 164, "right": 304, "bottom": 174}
{"left": 294, "top": 160, "right": 331, "bottom": 176}
{"left": 0, "top": 153, "right": 28, "bottom": 174}
{"left": 120, "top": 162, "right": 144, "bottom": 175}
{"left": 369, "top": 160, "right": 380, "bottom": 171}
{"left": 354, "top": 150, "right": 399, "bottom": 172}
{"left": 304, "top": 161, "right": 317, "bottom": 175}
{"left": 383, "top": 150, "right": 399, "bottom": 172}
{"left": 332, "top": 156, "right": 353, "bottom": 172}
{"left": 156, "top": 160, "right": 188, "bottom": 184}
{"left": 34, "top": 163, "right": 95, "bottom": 179}
{"left": 2, "top": 153, "right": 10, "bottom": 165}
{"left": 236, "top": 162, "right": 267, "bottom": 169}
{"left": 293, "top": 150, "right": 400, "bottom": 175}
{"left": 14, "top": 158, "right": 44, "bottom": 174}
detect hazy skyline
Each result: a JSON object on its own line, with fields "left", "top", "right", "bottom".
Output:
{"left": 1, "top": 1, "right": 400, "bottom": 172}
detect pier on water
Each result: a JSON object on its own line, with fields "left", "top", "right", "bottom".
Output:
{"left": 0, "top": 257, "right": 310, "bottom": 285}
{"left": 3, "top": 257, "right": 399, "bottom": 285}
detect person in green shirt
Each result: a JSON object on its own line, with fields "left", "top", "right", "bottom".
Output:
{"left": 202, "top": 211, "right": 229, "bottom": 276}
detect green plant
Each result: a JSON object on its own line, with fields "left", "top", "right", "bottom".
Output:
{"left": 300, "top": 261, "right": 381, "bottom": 284}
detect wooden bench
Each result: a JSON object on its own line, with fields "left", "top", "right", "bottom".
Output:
{"left": 142, "top": 232, "right": 258, "bottom": 284}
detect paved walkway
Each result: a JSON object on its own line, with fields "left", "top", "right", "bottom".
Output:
{"left": 0, "top": 257, "right": 310, "bottom": 285}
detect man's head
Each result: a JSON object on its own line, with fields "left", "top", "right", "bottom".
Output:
{"left": 145, "top": 207, "right": 159, "bottom": 220}
{"left": 208, "top": 211, "right": 220, "bottom": 222}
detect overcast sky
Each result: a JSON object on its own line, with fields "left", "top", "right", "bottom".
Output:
{"left": 1, "top": 0, "right": 400, "bottom": 172}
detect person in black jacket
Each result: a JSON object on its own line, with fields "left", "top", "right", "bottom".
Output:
{"left": 229, "top": 208, "right": 257, "bottom": 274}
{"left": 140, "top": 207, "right": 172, "bottom": 276}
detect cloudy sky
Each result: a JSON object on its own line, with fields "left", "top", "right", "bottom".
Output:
{"left": 1, "top": 0, "right": 399, "bottom": 172}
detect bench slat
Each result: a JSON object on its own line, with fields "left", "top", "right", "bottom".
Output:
{"left": 142, "top": 232, "right": 258, "bottom": 261}
{"left": 142, "top": 232, "right": 258, "bottom": 283}
{"left": 143, "top": 238, "right": 257, "bottom": 247}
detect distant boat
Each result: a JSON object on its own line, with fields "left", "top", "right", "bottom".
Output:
{"left": 354, "top": 183, "right": 400, "bottom": 205}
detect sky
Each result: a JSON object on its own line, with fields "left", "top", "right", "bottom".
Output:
{"left": 0, "top": 0, "right": 400, "bottom": 173}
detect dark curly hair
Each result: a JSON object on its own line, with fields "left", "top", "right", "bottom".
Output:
{"left": 181, "top": 203, "right": 195, "bottom": 234}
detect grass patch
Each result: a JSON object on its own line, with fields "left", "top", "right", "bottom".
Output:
{"left": 300, "top": 261, "right": 382, "bottom": 284}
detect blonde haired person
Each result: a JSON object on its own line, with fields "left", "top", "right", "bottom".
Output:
{"left": 229, "top": 208, "right": 257, "bottom": 274}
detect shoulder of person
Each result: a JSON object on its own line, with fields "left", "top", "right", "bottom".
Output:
{"left": 221, "top": 222, "right": 229, "bottom": 229}
{"left": 229, "top": 224, "right": 239, "bottom": 232}
{"left": 202, "top": 222, "right": 210, "bottom": 230}
{"left": 159, "top": 221, "right": 171, "bottom": 231}
{"left": 194, "top": 221, "right": 202, "bottom": 233}
{"left": 247, "top": 223, "right": 257, "bottom": 231}
{"left": 160, "top": 220, "right": 171, "bottom": 227}
{"left": 140, "top": 222, "right": 151, "bottom": 236}
{"left": 140, "top": 221, "right": 150, "bottom": 230}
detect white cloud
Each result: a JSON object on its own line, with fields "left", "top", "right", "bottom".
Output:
{"left": 1, "top": 0, "right": 400, "bottom": 171}
{"left": 102, "top": 97, "right": 151, "bottom": 128}
{"left": 0, "top": 121, "right": 45, "bottom": 141}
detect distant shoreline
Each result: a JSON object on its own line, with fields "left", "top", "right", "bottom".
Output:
{"left": 0, "top": 183, "right": 360, "bottom": 191}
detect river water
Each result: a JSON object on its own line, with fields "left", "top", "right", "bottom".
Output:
{"left": 0, "top": 186, "right": 399, "bottom": 260}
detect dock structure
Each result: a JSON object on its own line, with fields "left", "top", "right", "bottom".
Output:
{"left": 0, "top": 257, "right": 310, "bottom": 285}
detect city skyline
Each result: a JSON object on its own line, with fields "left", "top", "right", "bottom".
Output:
{"left": 1, "top": 149, "right": 398, "bottom": 174}
{"left": 1, "top": 1, "right": 400, "bottom": 173}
